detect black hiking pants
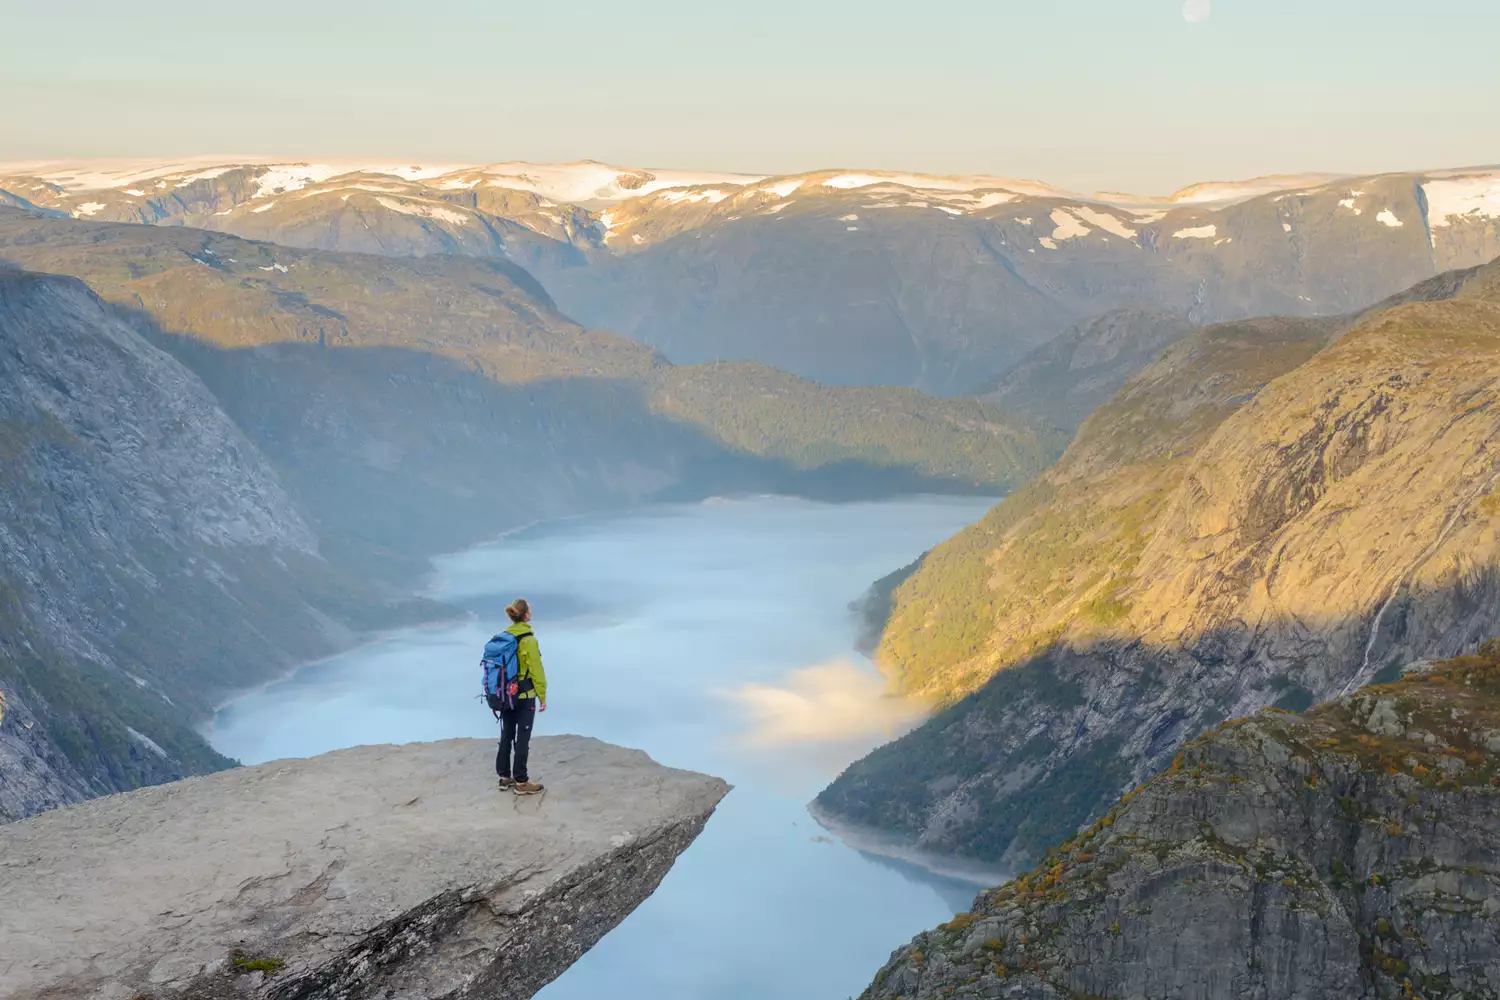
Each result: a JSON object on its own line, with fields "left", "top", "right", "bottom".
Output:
{"left": 497, "top": 699, "right": 537, "bottom": 783}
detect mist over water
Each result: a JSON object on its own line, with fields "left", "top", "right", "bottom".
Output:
{"left": 210, "top": 496, "right": 997, "bottom": 1000}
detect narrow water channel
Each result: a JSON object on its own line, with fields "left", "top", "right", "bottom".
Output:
{"left": 210, "top": 496, "right": 998, "bottom": 1000}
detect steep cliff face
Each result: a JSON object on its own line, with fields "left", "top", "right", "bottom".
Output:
{"left": 858, "top": 648, "right": 1500, "bottom": 1000}
{"left": 0, "top": 268, "right": 426, "bottom": 820}
{"left": 2, "top": 736, "right": 729, "bottom": 1000}
{"left": 818, "top": 258, "right": 1500, "bottom": 866}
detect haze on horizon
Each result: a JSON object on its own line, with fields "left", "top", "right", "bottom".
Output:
{"left": 3, "top": 0, "right": 1497, "bottom": 196}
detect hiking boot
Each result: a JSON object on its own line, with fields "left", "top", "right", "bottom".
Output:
{"left": 512, "top": 781, "right": 544, "bottom": 795}
{"left": 497, "top": 777, "right": 515, "bottom": 790}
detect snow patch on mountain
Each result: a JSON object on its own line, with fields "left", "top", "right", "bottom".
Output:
{"left": 818, "top": 171, "right": 1066, "bottom": 200}
{"left": 658, "top": 189, "right": 732, "bottom": 205}
{"left": 1068, "top": 205, "right": 1136, "bottom": 239}
{"left": 1167, "top": 173, "right": 1345, "bottom": 206}
{"left": 1377, "top": 210, "right": 1404, "bottom": 228}
{"left": 763, "top": 179, "right": 805, "bottom": 198}
{"left": 1173, "top": 224, "right": 1217, "bottom": 239}
{"left": 253, "top": 165, "right": 348, "bottom": 199}
{"left": 0, "top": 158, "right": 243, "bottom": 191}
{"left": 72, "top": 202, "right": 105, "bottom": 217}
{"left": 374, "top": 196, "right": 472, "bottom": 226}
{"left": 1424, "top": 173, "right": 1500, "bottom": 227}
{"left": 1049, "top": 209, "right": 1092, "bottom": 241}
{"left": 473, "top": 161, "right": 761, "bottom": 205}
{"left": 823, "top": 173, "right": 897, "bottom": 191}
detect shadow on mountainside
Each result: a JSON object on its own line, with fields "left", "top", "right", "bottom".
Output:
{"left": 0, "top": 270, "right": 1018, "bottom": 823}
{"left": 817, "top": 567, "right": 1500, "bottom": 871}
{"left": 132, "top": 320, "right": 1012, "bottom": 583}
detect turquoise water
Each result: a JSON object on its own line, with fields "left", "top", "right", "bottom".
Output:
{"left": 210, "top": 496, "right": 995, "bottom": 1000}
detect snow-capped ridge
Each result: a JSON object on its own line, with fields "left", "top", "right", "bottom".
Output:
{"left": 463, "top": 160, "right": 764, "bottom": 205}
{"left": 1165, "top": 173, "right": 1348, "bottom": 207}
{"left": 1423, "top": 170, "right": 1500, "bottom": 228}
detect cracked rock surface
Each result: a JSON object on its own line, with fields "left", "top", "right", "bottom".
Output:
{"left": 1, "top": 735, "right": 729, "bottom": 999}
{"left": 857, "top": 647, "right": 1500, "bottom": 1000}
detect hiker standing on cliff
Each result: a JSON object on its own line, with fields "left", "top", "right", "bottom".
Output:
{"left": 483, "top": 598, "right": 548, "bottom": 795}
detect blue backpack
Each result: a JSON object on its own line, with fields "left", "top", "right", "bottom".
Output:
{"left": 481, "top": 632, "right": 525, "bottom": 713}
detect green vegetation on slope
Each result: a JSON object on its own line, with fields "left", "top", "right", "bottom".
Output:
{"left": 650, "top": 362, "right": 1064, "bottom": 491}
{"left": 821, "top": 257, "right": 1500, "bottom": 868}
{"left": 0, "top": 212, "right": 1063, "bottom": 502}
{"left": 858, "top": 643, "right": 1500, "bottom": 1000}
{"left": 976, "top": 308, "right": 1197, "bottom": 431}
{"left": 876, "top": 315, "right": 1337, "bottom": 701}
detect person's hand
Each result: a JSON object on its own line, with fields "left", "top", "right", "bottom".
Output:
{"left": 539, "top": 700, "right": 547, "bottom": 712}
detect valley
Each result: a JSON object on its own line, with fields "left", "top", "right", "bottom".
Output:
{"left": 0, "top": 208, "right": 1053, "bottom": 821}
{"left": 10, "top": 2, "right": 1500, "bottom": 994}
{"left": 3, "top": 151, "right": 1500, "bottom": 999}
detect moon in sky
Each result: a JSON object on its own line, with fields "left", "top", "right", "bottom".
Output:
{"left": 1183, "top": 0, "right": 1212, "bottom": 23}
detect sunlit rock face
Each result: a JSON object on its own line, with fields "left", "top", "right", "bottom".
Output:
{"left": 0, "top": 736, "right": 729, "bottom": 1000}
{"left": 819, "top": 256, "right": 1500, "bottom": 867}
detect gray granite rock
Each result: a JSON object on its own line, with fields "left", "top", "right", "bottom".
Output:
{"left": 0, "top": 735, "right": 729, "bottom": 1000}
{"left": 856, "top": 651, "right": 1500, "bottom": 1000}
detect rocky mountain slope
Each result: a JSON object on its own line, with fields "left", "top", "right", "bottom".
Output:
{"left": 5, "top": 160, "right": 1498, "bottom": 394}
{"left": 0, "top": 211, "right": 1057, "bottom": 575}
{"left": 535, "top": 167, "right": 1500, "bottom": 393}
{"left": 857, "top": 646, "right": 1500, "bottom": 1000}
{"left": 0, "top": 212, "right": 1056, "bottom": 820}
{"left": 976, "top": 308, "right": 1197, "bottom": 431}
{"left": 2, "top": 735, "right": 729, "bottom": 1000}
{"left": 817, "top": 256, "right": 1500, "bottom": 867}
{"left": 0, "top": 266, "right": 434, "bottom": 820}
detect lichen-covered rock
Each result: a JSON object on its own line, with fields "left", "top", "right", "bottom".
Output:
{"left": 859, "top": 646, "right": 1500, "bottom": 1000}
{"left": 0, "top": 735, "right": 729, "bottom": 1000}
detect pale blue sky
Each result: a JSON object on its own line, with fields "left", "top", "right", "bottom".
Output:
{"left": 2, "top": 0, "right": 1496, "bottom": 194}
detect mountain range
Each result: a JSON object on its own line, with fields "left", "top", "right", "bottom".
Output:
{"left": 6, "top": 155, "right": 1500, "bottom": 882}
{"left": 4, "top": 159, "right": 1498, "bottom": 393}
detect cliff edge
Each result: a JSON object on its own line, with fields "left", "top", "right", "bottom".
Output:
{"left": 858, "top": 646, "right": 1500, "bottom": 1000}
{"left": 1, "top": 735, "right": 729, "bottom": 1000}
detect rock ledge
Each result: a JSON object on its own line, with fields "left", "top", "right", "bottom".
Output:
{"left": 1, "top": 735, "right": 729, "bottom": 999}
